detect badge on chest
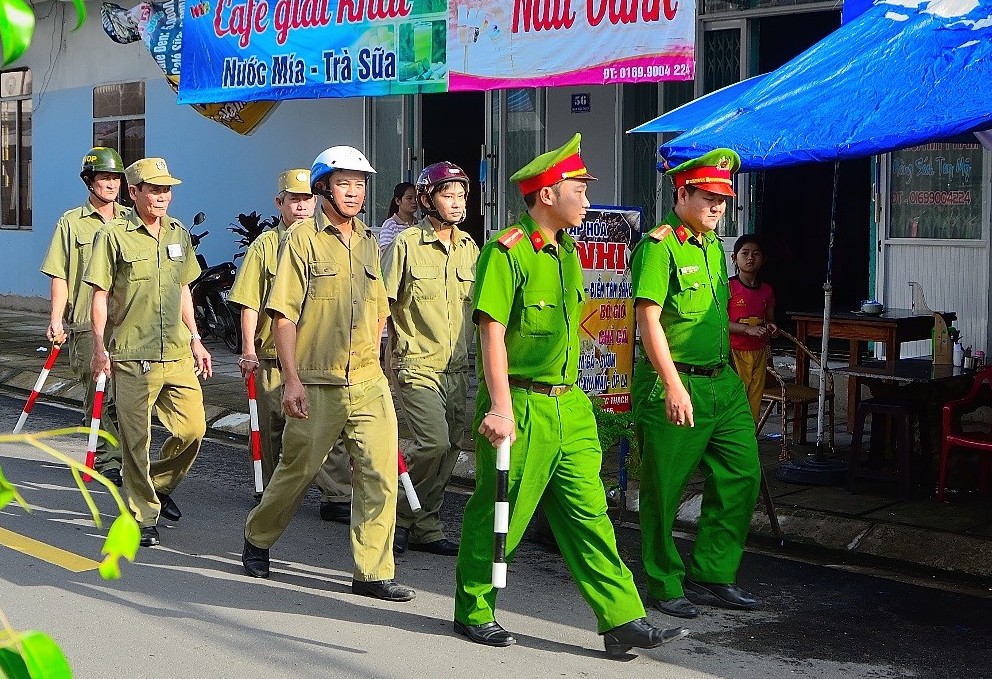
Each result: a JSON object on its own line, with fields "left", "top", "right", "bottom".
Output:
{"left": 167, "top": 243, "right": 184, "bottom": 260}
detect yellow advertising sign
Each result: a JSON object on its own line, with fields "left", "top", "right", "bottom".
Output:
{"left": 568, "top": 207, "right": 640, "bottom": 413}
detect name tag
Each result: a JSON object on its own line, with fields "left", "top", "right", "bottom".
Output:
{"left": 679, "top": 265, "right": 699, "bottom": 275}
{"left": 167, "top": 243, "right": 184, "bottom": 260}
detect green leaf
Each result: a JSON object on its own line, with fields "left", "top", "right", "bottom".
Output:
{"left": 98, "top": 514, "right": 141, "bottom": 580}
{"left": 0, "top": 0, "right": 35, "bottom": 66}
{"left": 0, "top": 465, "right": 29, "bottom": 512}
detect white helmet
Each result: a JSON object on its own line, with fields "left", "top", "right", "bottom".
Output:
{"left": 310, "top": 146, "right": 376, "bottom": 187}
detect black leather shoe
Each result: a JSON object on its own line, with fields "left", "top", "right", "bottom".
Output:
{"left": 602, "top": 618, "right": 688, "bottom": 657}
{"left": 155, "top": 492, "right": 181, "bottom": 522}
{"left": 139, "top": 526, "right": 160, "bottom": 547}
{"left": 101, "top": 468, "right": 123, "bottom": 487}
{"left": 352, "top": 579, "right": 416, "bottom": 602}
{"left": 319, "top": 501, "right": 350, "bottom": 524}
{"left": 393, "top": 526, "right": 409, "bottom": 554}
{"left": 410, "top": 538, "right": 459, "bottom": 556}
{"left": 685, "top": 580, "right": 761, "bottom": 611}
{"left": 242, "top": 538, "right": 270, "bottom": 578}
{"left": 453, "top": 620, "right": 516, "bottom": 647}
{"left": 651, "top": 596, "right": 699, "bottom": 619}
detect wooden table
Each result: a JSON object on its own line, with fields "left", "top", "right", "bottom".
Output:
{"left": 788, "top": 308, "right": 957, "bottom": 438}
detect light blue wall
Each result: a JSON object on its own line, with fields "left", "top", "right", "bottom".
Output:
{"left": 0, "top": 79, "right": 365, "bottom": 298}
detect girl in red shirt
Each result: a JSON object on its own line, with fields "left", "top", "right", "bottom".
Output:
{"left": 728, "top": 235, "right": 778, "bottom": 421}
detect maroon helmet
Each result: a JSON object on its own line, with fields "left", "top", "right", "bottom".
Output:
{"left": 416, "top": 161, "right": 470, "bottom": 197}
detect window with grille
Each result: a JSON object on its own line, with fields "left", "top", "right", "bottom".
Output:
{"left": 1, "top": 69, "right": 32, "bottom": 230}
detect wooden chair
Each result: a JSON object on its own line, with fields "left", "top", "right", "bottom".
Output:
{"left": 937, "top": 365, "right": 992, "bottom": 502}
{"left": 757, "top": 330, "right": 835, "bottom": 462}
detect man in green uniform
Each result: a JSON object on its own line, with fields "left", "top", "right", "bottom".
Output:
{"left": 381, "top": 161, "right": 479, "bottom": 556}
{"left": 241, "top": 146, "right": 415, "bottom": 603}
{"left": 630, "top": 149, "right": 762, "bottom": 620}
{"left": 85, "top": 157, "right": 212, "bottom": 548}
{"left": 229, "top": 169, "right": 352, "bottom": 516}
{"left": 40, "top": 147, "right": 127, "bottom": 485}
{"left": 453, "top": 134, "right": 687, "bottom": 657}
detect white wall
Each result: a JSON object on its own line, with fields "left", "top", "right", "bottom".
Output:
{"left": 0, "top": 2, "right": 364, "bottom": 298}
{"left": 546, "top": 85, "right": 619, "bottom": 205}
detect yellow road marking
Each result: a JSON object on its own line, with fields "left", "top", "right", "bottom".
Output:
{"left": 0, "top": 526, "right": 100, "bottom": 572}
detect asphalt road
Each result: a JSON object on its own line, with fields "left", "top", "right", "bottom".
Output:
{"left": 0, "top": 393, "right": 988, "bottom": 679}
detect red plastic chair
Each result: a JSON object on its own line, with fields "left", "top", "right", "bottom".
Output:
{"left": 937, "top": 365, "right": 992, "bottom": 502}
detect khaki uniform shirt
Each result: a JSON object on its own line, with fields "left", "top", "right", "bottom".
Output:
{"left": 229, "top": 220, "right": 295, "bottom": 359}
{"left": 265, "top": 209, "right": 388, "bottom": 386}
{"left": 83, "top": 209, "right": 200, "bottom": 362}
{"left": 629, "top": 210, "right": 730, "bottom": 367}
{"left": 381, "top": 219, "right": 479, "bottom": 372}
{"left": 40, "top": 201, "right": 127, "bottom": 331}
{"left": 473, "top": 214, "right": 585, "bottom": 386}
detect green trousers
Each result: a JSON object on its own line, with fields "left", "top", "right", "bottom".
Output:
{"left": 393, "top": 368, "right": 467, "bottom": 543}
{"left": 113, "top": 357, "right": 206, "bottom": 527}
{"left": 455, "top": 385, "right": 646, "bottom": 634}
{"left": 632, "top": 363, "right": 761, "bottom": 601}
{"left": 68, "top": 330, "right": 121, "bottom": 472}
{"left": 256, "top": 358, "right": 351, "bottom": 500}
{"left": 246, "top": 375, "right": 398, "bottom": 581}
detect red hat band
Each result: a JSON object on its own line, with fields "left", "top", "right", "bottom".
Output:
{"left": 673, "top": 165, "right": 733, "bottom": 190}
{"left": 518, "top": 153, "right": 589, "bottom": 195}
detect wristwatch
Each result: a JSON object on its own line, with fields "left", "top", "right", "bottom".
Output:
{"left": 191, "top": 333, "right": 202, "bottom": 342}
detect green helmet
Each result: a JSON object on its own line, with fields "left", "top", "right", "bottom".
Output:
{"left": 80, "top": 147, "right": 125, "bottom": 179}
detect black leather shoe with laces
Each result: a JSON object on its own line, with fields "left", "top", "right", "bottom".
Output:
{"left": 410, "top": 538, "right": 459, "bottom": 556}
{"left": 155, "top": 492, "right": 181, "bottom": 522}
{"left": 319, "top": 501, "right": 350, "bottom": 524}
{"left": 139, "top": 526, "right": 160, "bottom": 547}
{"left": 242, "top": 538, "right": 270, "bottom": 578}
{"left": 651, "top": 596, "right": 699, "bottom": 619}
{"left": 685, "top": 580, "right": 762, "bottom": 611}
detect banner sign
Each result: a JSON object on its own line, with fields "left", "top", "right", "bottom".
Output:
{"left": 568, "top": 206, "right": 640, "bottom": 413}
{"left": 102, "top": 1, "right": 278, "bottom": 135}
{"left": 177, "top": 0, "right": 695, "bottom": 103}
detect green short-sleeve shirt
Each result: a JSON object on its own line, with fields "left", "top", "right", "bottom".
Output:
{"left": 474, "top": 213, "right": 585, "bottom": 386}
{"left": 265, "top": 209, "right": 389, "bottom": 386}
{"left": 228, "top": 221, "right": 294, "bottom": 359}
{"left": 40, "top": 201, "right": 127, "bottom": 331}
{"left": 83, "top": 209, "right": 200, "bottom": 362}
{"left": 630, "top": 210, "right": 730, "bottom": 367}
{"left": 381, "top": 219, "right": 479, "bottom": 372}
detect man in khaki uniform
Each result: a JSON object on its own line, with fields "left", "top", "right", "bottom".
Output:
{"left": 381, "top": 161, "right": 479, "bottom": 556}
{"left": 40, "top": 147, "right": 127, "bottom": 485}
{"left": 229, "top": 169, "right": 352, "bottom": 516}
{"left": 242, "top": 146, "right": 415, "bottom": 603}
{"left": 85, "top": 157, "right": 212, "bottom": 548}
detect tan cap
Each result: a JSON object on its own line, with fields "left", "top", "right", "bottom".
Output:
{"left": 125, "top": 158, "right": 182, "bottom": 186}
{"left": 278, "top": 169, "right": 312, "bottom": 194}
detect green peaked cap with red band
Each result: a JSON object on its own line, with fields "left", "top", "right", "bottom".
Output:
{"left": 666, "top": 148, "right": 741, "bottom": 197}
{"left": 509, "top": 133, "right": 597, "bottom": 195}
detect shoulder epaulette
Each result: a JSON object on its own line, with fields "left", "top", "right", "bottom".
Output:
{"left": 648, "top": 224, "right": 673, "bottom": 242}
{"left": 497, "top": 227, "right": 526, "bottom": 249}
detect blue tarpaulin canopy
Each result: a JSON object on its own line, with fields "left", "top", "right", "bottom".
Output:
{"left": 633, "top": 0, "right": 992, "bottom": 171}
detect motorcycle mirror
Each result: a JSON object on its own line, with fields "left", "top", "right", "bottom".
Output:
{"left": 193, "top": 212, "right": 206, "bottom": 226}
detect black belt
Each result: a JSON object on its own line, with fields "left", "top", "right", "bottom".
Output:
{"left": 673, "top": 362, "right": 725, "bottom": 377}
{"left": 508, "top": 378, "right": 573, "bottom": 396}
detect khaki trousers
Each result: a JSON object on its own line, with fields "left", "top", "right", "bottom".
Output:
{"left": 393, "top": 368, "right": 466, "bottom": 543}
{"left": 730, "top": 347, "right": 768, "bottom": 422}
{"left": 68, "top": 330, "right": 122, "bottom": 472}
{"left": 246, "top": 375, "right": 398, "bottom": 581}
{"left": 256, "top": 359, "right": 352, "bottom": 501}
{"left": 113, "top": 357, "right": 206, "bottom": 527}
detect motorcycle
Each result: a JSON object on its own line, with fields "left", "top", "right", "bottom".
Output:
{"left": 188, "top": 212, "right": 241, "bottom": 353}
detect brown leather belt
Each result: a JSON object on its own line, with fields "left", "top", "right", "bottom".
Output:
{"left": 673, "top": 362, "right": 725, "bottom": 377}
{"left": 508, "top": 378, "right": 574, "bottom": 396}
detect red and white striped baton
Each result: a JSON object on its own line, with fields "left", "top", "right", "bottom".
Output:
{"left": 82, "top": 372, "right": 107, "bottom": 483}
{"left": 398, "top": 450, "right": 421, "bottom": 512}
{"left": 246, "top": 372, "right": 264, "bottom": 494}
{"left": 492, "top": 437, "right": 511, "bottom": 589}
{"left": 12, "top": 343, "right": 62, "bottom": 434}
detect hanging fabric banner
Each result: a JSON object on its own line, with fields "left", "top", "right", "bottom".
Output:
{"left": 177, "top": 0, "right": 695, "bottom": 104}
